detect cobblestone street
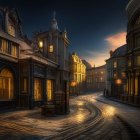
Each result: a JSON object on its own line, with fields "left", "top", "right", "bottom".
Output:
{"left": 0, "top": 92, "right": 140, "bottom": 140}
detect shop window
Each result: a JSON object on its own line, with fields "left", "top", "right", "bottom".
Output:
{"left": 34, "top": 78, "right": 42, "bottom": 101}
{"left": 0, "top": 68, "right": 14, "bottom": 100}
{"left": 47, "top": 80, "right": 53, "bottom": 102}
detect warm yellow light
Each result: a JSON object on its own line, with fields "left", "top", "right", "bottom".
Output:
{"left": 104, "top": 106, "right": 115, "bottom": 117}
{"left": 39, "top": 41, "right": 43, "bottom": 48}
{"left": 100, "top": 77, "right": 103, "bottom": 81}
{"left": 49, "top": 45, "right": 54, "bottom": 52}
{"left": 71, "top": 81, "right": 76, "bottom": 87}
{"left": 116, "top": 79, "right": 122, "bottom": 85}
{"left": 77, "top": 101, "right": 84, "bottom": 106}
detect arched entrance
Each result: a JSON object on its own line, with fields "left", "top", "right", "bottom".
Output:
{"left": 0, "top": 68, "right": 14, "bottom": 100}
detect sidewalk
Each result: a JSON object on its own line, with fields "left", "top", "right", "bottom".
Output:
{"left": 106, "top": 96, "right": 140, "bottom": 108}
{"left": 94, "top": 93, "right": 140, "bottom": 135}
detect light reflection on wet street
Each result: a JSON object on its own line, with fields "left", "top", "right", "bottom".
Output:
{"left": 0, "top": 92, "right": 140, "bottom": 140}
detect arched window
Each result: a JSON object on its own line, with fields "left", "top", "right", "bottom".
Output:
{"left": 0, "top": 68, "right": 14, "bottom": 100}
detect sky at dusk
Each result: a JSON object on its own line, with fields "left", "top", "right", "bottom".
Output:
{"left": 0, "top": 0, "right": 129, "bottom": 66}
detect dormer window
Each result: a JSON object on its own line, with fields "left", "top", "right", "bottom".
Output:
{"left": 49, "top": 45, "right": 54, "bottom": 53}
{"left": 8, "top": 25, "right": 15, "bottom": 37}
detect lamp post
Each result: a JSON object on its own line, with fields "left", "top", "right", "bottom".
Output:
{"left": 70, "top": 81, "right": 76, "bottom": 95}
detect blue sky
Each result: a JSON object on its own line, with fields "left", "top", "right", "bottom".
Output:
{"left": 0, "top": 0, "right": 129, "bottom": 66}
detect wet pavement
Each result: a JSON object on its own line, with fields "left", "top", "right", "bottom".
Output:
{"left": 0, "top": 92, "right": 140, "bottom": 140}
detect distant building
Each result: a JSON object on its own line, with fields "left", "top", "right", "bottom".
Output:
{"left": 82, "top": 60, "right": 92, "bottom": 70}
{"left": 86, "top": 65, "right": 106, "bottom": 91}
{"left": 106, "top": 45, "right": 127, "bottom": 97}
{"left": 70, "top": 52, "right": 86, "bottom": 95}
{"left": 0, "top": 7, "right": 70, "bottom": 114}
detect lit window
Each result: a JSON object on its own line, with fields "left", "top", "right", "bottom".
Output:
{"left": 1, "top": 39, "right": 8, "bottom": 54}
{"left": 11, "top": 44, "right": 17, "bottom": 57}
{"left": 49, "top": 45, "right": 54, "bottom": 53}
{"left": 122, "top": 72, "right": 126, "bottom": 78}
{"left": 100, "top": 77, "right": 103, "bottom": 81}
{"left": 113, "top": 61, "right": 117, "bottom": 68}
{"left": 38, "top": 41, "right": 43, "bottom": 48}
{"left": 34, "top": 78, "right": 42, "bottom": 101}
{"left": 47, "top": 80, "right": 53, "bottom": 102}
{"left": 8, "top": 25, "right": 15, "bottom": 37}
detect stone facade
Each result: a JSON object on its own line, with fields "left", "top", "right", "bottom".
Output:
{"left": 0, "top": 7, "right": 70, "bottom": 114}
{"left": 106, "top": 45, "right": 127, "bottom": 98}
{"left": 86, "top": 65, "right": 106, "bottom": 91}
{"left": 70, "top": 52, "right": 86, "bottom": 95}
{"left": 105, "top": 0, "right": 140, "bottom": 106}
{"left": 125, "top": 0, "right": 140, "bottom": 105}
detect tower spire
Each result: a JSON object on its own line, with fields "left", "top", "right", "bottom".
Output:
{"left": 50, "top": 11, "right": 59, "bottom": 30}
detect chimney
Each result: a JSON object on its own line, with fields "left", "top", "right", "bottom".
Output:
{"left": 110, "top": 50, "right": 113, "bottom": 57}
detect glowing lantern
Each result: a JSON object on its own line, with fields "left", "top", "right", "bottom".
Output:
{"left": 71, "top": 81, "right": 76, "bottom": 87}
{"left": 116, "top": 79, "right": 122, "bottom": 85}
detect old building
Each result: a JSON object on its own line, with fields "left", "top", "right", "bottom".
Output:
{"left": 0, "top": 8, "right": 70, "bottom": 114}
{"left": 0, "top": 7, "right": 25, "bottom": 108}
{"left": 106, "top": 45, "right": 127, "bottom": 98}
{"left": 86, "top": 65, "right": 106, "bottom": 91}
{"left": 125, "top": 0, "right": 140, "bottom": 104}
{"left": 70, "top": 52, "right": 86, "bottom": 95}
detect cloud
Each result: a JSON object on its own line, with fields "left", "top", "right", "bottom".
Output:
{"left": 105, "top": 31, "right": 126, "bottom": 51}
{"left": 80, "top": 31, "right": 127, "bottom": 67}
{"left": 81, "top": 51, "right": 109, "bottom": 67}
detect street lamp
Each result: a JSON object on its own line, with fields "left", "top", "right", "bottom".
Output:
{"left": 70, "top": 81, "right": 77, "bottom": 95}
{"left": 115, "top": 78, "right": 122, "bottom": 99}
{"left": 116, "top": 79, "right": 122, "bottom": 85}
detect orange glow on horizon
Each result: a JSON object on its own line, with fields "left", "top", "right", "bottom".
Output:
{"left": 105, "top": 31, "right": 126, "bottom": 51}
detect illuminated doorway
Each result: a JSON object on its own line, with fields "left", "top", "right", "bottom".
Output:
{"left": 46, "top": 80, "right": 53, "bottom": 102}
{"left": 0, "top": 68, "right": 14, "bottom": 100}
